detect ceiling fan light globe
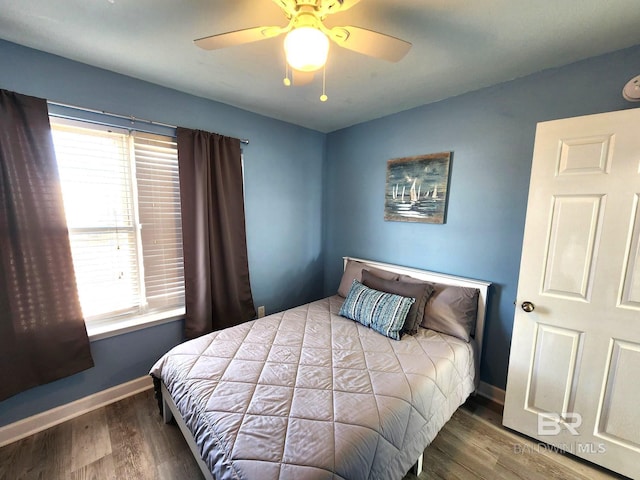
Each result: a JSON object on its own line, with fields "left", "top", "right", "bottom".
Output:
{"left": 284, "top": 27, "right": 329, "bottom": 72}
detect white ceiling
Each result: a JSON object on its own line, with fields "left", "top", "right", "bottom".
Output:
{"left": 1, "top": 0, "right": 639, "bottom": 133}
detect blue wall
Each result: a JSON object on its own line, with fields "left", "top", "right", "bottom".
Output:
{"left": 0, "top": 40, "right": 325, "bottom": 426}
{"left": 2, "top": 38, "right": 639, "bottom": 426}
{"left": 323, "top": 44, "right": 640, "bottom": 389}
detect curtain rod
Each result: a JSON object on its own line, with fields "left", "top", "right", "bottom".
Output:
{"left": 46, "top": 100, "right": 250, "bottom": 145}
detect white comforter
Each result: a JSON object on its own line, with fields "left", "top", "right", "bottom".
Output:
{"left": 150, "top": 295, "right": 476, "bottom": 480}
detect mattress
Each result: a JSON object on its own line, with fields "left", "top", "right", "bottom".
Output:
{"left": 150, "top": 295, "right": 476, "bottom": 480}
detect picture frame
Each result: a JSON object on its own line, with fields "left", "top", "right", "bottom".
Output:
{"left": 384, "top": 152, "right": 451, "bottom": 224}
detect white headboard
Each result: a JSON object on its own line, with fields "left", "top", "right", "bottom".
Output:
{"left": 343, "top": 257, "right": 491, "bottom": 361}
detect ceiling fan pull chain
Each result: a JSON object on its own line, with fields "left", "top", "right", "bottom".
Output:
{"left": 320, "top": 64, "right": 328, "bottom": 102}
{"left": 283, "top": 61, "right": 291, "bottom": 86}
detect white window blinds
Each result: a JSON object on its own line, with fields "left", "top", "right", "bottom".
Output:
{"left": 51, "top": 119, "right": 184, "bottom": 324}
{"left": 133, "top": 132, "right": 185, "bottom": 312}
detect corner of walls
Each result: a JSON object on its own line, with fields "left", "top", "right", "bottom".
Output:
{"left": 319, "top": 133, "right": 330, "bottom": 296}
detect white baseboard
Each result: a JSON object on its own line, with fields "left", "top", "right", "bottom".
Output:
{"left": 0, "top": 375, "right": 153, "bottom": 448}
{"left": 477, "top": 381, "right": 506, "bottom": 405}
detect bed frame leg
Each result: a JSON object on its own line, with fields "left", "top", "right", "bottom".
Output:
{"left": 410, "top": 453, "right": 423, "bottom": 475}
{"left": 162, "top": 396, "right": 174, "bottom": 424}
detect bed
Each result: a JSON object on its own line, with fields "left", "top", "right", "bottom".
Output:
{"left": 150, "top": 257, "right": 490, "bottom": 479}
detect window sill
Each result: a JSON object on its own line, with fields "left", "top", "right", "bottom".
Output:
{"left": 87, "top": 308, "right": 186, "bottom": 341}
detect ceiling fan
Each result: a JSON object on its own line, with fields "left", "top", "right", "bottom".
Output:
{"left": 194, "top": 0, "right": 412, "bottom": 92}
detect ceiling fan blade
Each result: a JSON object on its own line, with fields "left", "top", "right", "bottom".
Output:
{"left": 328, "top": 25, "right": 411, "bottom": 62}
{"left": 292, "top": 69, "right": 315, "bottom": 86}
{"left": 194, "top": 26, "right": 286, "bottom": 50}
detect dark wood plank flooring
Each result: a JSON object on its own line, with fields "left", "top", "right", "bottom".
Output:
{"left": 0, "top": 390, "right": 628, "bottom": 479}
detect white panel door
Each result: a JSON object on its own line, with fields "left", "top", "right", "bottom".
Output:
{"left": 503, "top": 108, "right": 640, "bottom": 479}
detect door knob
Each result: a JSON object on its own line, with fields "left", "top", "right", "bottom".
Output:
{"left": 521, "top": 301, "right": 535, "bottom": 313}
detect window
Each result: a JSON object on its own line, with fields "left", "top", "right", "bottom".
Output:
{"left": 51, "top": 119, "right": 185, "bottom": 332}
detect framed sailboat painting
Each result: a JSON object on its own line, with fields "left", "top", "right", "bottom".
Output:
{"left": 384, "top": 152, "right": 451, "bottom": 224}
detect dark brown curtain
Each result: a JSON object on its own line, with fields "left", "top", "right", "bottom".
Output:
{"left": 0, "top": 90, "right": 94, "bottom": 401}
{"left": 177, "top": 127, "right": 256, "bottom": 338}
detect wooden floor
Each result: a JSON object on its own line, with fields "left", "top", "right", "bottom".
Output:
{"left": 0, "top": 390, "right": 629, "bottom": 480}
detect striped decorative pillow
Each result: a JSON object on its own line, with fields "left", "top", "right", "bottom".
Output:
{"left": 339, "top": 280, "right": 415, "bottom": 340}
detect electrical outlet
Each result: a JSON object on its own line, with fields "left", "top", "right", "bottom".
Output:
{"left": 257, "top": 305, "right": 265, "bottom": 318}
